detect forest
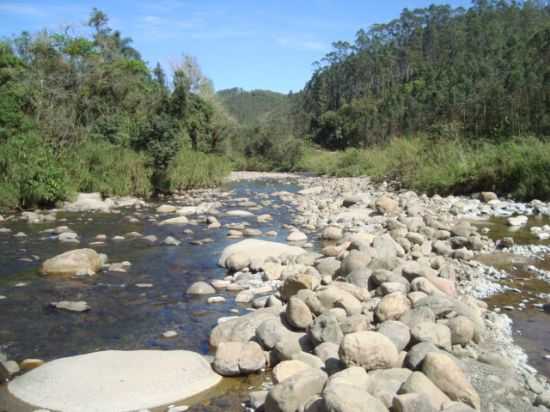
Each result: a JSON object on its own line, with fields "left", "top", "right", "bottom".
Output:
{"left": 1, "top": 0, "right": 550, "bottom": 209}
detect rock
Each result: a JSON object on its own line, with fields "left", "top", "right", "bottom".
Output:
{"left": 441, "top": 403, "right": 476, "bottom": 412}
{"left": 281, "top": 273, "right": 318, "bottom": 301}
{"left": 226, "top": 210, "right": 254, "bottom": 217}
{"left": 158, "top": 216, "right": 189, "bottom": 226}
{"left": 393, "top": 393, "right": 436, "bottom": 412}
{"left": 411, "top": 322, "right": 452, "bottom": 351}
{"left": 210, "top": 307, "right": 281, "bottom": 347}
{"left": 287, "top": 297, "right": 313, "bottom": 330}
{"left": 63, "top": 193, "right": 110, "bottom": 212}
{"left": 41, "top": 249, "right": 102, "bottom": 276}
{"left": 162, "top": 236, "right": 181, "bottom": 246}
{"left": 324, "top": 380, "right": 388, "bottom": 412}
{"left": 157, "top": 204, "right": 177, "bottom": 213}
{"left": 399, "top": 371, "right": 450, "bottom": 410}
{"left": 20, "top": 359, "right": 44, "bottom": 371}
{"left": 296, "top": 289, "right": 324, "bottom": 315}
{"left": 263, "top": 262, "right": 284, "bottom": 281}
{"left": 507, "top": 215, "right": 528, "bottom": 226}
{"left": 186, "top": 281, "right": 215, "bottom": 295}
{"left": 375, "top": 195, "right": 399, "bottom": 214}
{"left": 404, "top": 342, "right": 439, "bottom": 369}
{"left": 250, "top": 390, "right": 269, "bottom": 410}
{"left": 375, "top": 292, "right": 411, "bottom": 322}
{"left": 162, "top": 330, "right": 178, "bottom": 338}
{"left": 309, "top": 313, "right": 344, "bottom": 346}
{"left": 235, "top": 290, "right": 255, "bottom": 303}
{"left": 316, "top": 258, "right": 342, "bottom": 277}
{"left": 422, "top": 353, "right": 480, "bottom": 410}
{"left": 339, "top": 331, "right": 399, "bottom": 371}
{"left": 219, "top": 239, "right": 305, "bottom": 268}
{"left": 49, "top": 301, "right": 90, "bottom": 313}
{"left": 377, "top": 321, "right": 411, "bottom": 351}
{"left": 7, "top": 350, "right": 221, "bottom": 412}
{"left": 399, "top": 307, "right": 435, "bottom": 329}
{"left": 372, "top": 234, "right": 404, "bottom": 260}
{"left": 317, "top": 286, "right": 362, "bottom": 315}
{"left": 322, "top": 226, "right": 344, "bottom": 241}
{"left": 272, "top": 360, "right": 311, "bottom": 384}
{"left": 340, "top": 251, "right": 371, "bottom": 275}
{"left": 447, "top": 316, "right": 475, "bottom": 345}
{"left": 226, "top": 252, "right": 251, "bottom": 271}
{"left": 256, "top": 318, "right": 288, "bottom": 349}
{"left": 213, "top": 341, "right": 265, "bottom": 376}
{"left": 58, "top": 231, "right": 79, "bottom": 243}
{"left": 265, "top": 368, "right": 328, "bottom": 412}
{"left": 534, "top": 391, "right": 550, "bottom": 408}
{"left": 208, "top": 296, "right": 226, "bottom": 304}
{"left": 288, "top": 231, "right": 308, "bottom": 242}
{"left": 480, "top": 192, "right": 498, "bottom": 202}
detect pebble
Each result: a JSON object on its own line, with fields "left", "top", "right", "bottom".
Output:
{"left": 162, "top": 330, "right": 178, "bottom": 339}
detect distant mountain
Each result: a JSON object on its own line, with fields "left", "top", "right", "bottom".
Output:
{"left": 217, "top": 88, "right": 291, "bottom": 127}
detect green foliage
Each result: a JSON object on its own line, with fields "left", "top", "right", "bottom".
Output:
{"left": 0, "top": 133, "right": 69, "bottom": 209}
{"left": 301, "top": 136, "right": 550, "bottom": 201}
{"left": 302, "top": 1, "right": 550, "bottom": 148}
{"left": 166, "top": 148, "right": 232, "bottom": 191}
{"left": 61, "top": 141, "right": 153, "bottom": 198}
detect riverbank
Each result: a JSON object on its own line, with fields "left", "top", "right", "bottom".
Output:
{"left": 1, "top": 173, "right": 550, "bottom": 411}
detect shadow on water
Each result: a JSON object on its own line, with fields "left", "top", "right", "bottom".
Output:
{"left": 475, "top": 215, "right": 550, "bottom": 378}
{"left": 0, "top": 179, "right": 300, "bottom": 411}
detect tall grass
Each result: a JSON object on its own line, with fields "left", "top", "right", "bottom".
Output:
{"left": 166, "top": 148, "right": 232, "bottom": 191}
{"left": 300, "top": 136, "right": 550, "bottom": 201}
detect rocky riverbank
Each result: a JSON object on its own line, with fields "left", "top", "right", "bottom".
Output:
{"left": 207, "top": 173, "right": 550, "bottom": 412}
{"left": 1, "top": 172, "right": 550, "bottom": 411}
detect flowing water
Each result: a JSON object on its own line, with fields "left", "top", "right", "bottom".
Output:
{"left": 474, "top": 216, "right": 550, "bottom": 378}
{"left": 2, "top": 180, "right": 550, "bottom": 410}
{"left": 0, "top": 179, "right": 300, "bottom": 411}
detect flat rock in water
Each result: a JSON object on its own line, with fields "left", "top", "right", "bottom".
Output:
{"left": 50, "top": 301, "right": 90, "bottom": 312}
{"left": 41, "top": 249, "right": 102, "bottom": 276}
{"left": 218, "top": 239, "right": 305, "bottom": 268}
{"left": 7, "top": 350, "right": 221, "bottom": 412}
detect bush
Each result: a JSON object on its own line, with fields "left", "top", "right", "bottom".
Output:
{"left": 61, "top": 140, "right": 153, "bottom": 198}
{"left": 166, "top": 148, "right": 232, "bottom": 191}
{"left": 0, "top": 133, "right": 70, "bottom": 209}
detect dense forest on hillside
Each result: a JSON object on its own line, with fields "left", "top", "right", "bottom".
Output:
{"left": 217, "top": 88, "right": 290, "bottom": 126}
{"left": 300, "top": 0, "right": 550, "bottom": 149}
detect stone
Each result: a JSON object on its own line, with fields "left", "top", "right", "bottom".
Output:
{"left": 377, "top": 321, "right": 411, "bottom": 351}
{"left": 340, "top": 251, "right": 371, "bottom": 276}
{"left": 507, "top": 215, "right": 528, "bottom": 227}
{"left": 422, "top": 353, "right": 480, "bottom": 410}
{"left": 400, "top": 395, "right": 441, "bottom": 412}
{"left": 219, "top": 239, "right": 305, "bottom": 268}
{"left": 296, "top": 289, "right": 324, "bottom": 315}
{"left": 375, "top": 292, "right": 411, "bottom": 322}
{"left": 158, "top": 216, "right": 189, "bottom": 226}
{"left": 156, "top": 204, "right": 177, "bottom": 213}
{"left": 249, "top": 390, "right": 268, "bottom": 410}
{"left": 309, "top": 313, "right": 344, "bottom": 346}
{"left": 405, "top": 342, "right": 439, "bottom": 370}
{"left": 447, "top": 316, "right": 475, "bottom": 345}
{"left": 7, "top": 350, "right": 221, "bottom": 412}
{"left": 213, "top": 341, "right": 265, "bottom": 376}
{"left": 287, "top": 297, "right": 313, "bottom": 330}
{"left": 256, "top": 318, "right": 288, "bottom": 350}
{"left": 339, "top": 331, "right": 399, "bottom": 371}
{"left": 288, "top": 231, "right": 308, "bottom": 242}
{"left": 373, "top": 234, "right": 404, "bottom": 260}
{"left": 317, "top": 286, "right": 362, "bottom": 315}
{"left": 20, "top": 359, "right": 44, "bottom": 371}
{"left": 281, "top": 273, "right": 318, "bottom": 301}
{"left": 41, "top": 249, "right": 102, "bottom": 276}
{"left": 322, "top": 226, "right": 344, "bottom": 241}
{"left": 265, "top": 368, "right": 328, "bottom": 412}
{"left": 375, "top": 195, "right": 399, "bottom": 214}
{"left": 162, "top": 330, "right": 178, "bottom": 339}
{"left": 324, "top": 381, "right": 388, "bottom": 412}
{"left": 263, "top": 262, "right": 284, "bottom": 281}
{"left": 210, "top": 307, "right": 281, "bottom": 347}
{"left": 534, "top": 391, "right": 550, "bottom": 408}
{"left": 63, "top": 193, "right": 110, "bottom": 212}
{"left": 226, "top": 252, "right": 251, "bottom": 272}
{"left": 226, "top": 210, "right": 254, "bottom": 217}
{"left": 480, "top": 192, "right": 498, "bottom": 202}
{"left": 272, "top": 360, "right": 311, "bottom": 384}
{"left": 399, "top": 371, "right": 450, "bottom": 410}
{"left": 399, "top": 307, "right": 436, "bottom": 329}
{"left": 186, "top": 281, "right": 215, "bottom": 295}
{"left": 49, "top": 301, "right": 90, "bottom": 312}
{"left": 411, "top": 322, "right": 452, "bottom": 351}
{"left": 316, "top": 257, "right": 342, "bottom": 277}
{"left": 235, "top": 290, "right": 255, "bottom": 303}
{"left": 162, "top": 236, "right": 181, "bottom": 246}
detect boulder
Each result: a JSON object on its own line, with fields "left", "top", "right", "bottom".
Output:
{"left": 219, "top": 239, "right": 305, "bottom": 268}
{"left": 324, "top": 381, "right": 388, "bottom": 412}
{"left": 272, "top": 360, "right": 311, "bottom": 384}
{"left": 63, "top": 193, "right": 110, "bottom": 212}
{"left": 393, "top": 392, "right": 436, "bottom": 412}
{"left": 447, "top": 316, "right": 475, "bottom": 345}
{"left": 411, "top": 322, "right": 452, "bottom": 351}
{"left": 375, "top": 293, "right": 411, "bottom": 322}
{"left": 186, "top": 281, "right": 216, "bottom": 295}
{"left": 226, "top": 252, "right": 251, "bottom": 272}
{"left": 265, "top": 368, "right": 328, "bottom": 412}
{"left": 41, "top": 249, "right": 102, "bottom": 276}
{"left": 158, "top": 216, "right": 189, "bottom": 226}
{"left": 288, "top": 231, "right": 308, "bottom": 242}
{"left": 404, "top": 342, "right": 439, "bottom": 370}
{"left": 286, "top": 297, "right": 313, "bottom": 330}
{"left": 322, "top": 226, "right": 344, "bottom": 241}
{"left": 7, "top": 350, "right": 221, "bottom": 412}
{"left": 317, "top": 286, "right": 362, "bottom": 315}
{"left": 422, "top": 353, "right": 480, "bottom": 410}
{"left": 309, "top": 313, "right": 344, "bottom": 346}
{"left": 281, "top": 273, "right": 319, "bottom": 301}
{"left": 339, "top": 331, "right": 399, "bottom": 371}
{"left": 213, "top": 341, "right": 265, "bottom": 376}
{"left": 399, "top": 371, "right": 450, "bottom": 410}
{"left": 377, "top": 321, "right": 411, "bottom": 351}
{"left": 375, "top": 195, "right": 399, "bottom": 214}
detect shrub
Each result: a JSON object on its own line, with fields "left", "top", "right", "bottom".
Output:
{"left": 0, "top": 133, "right": 70, "bottom": 209}
{"left": 166, "top": 148, "right": 232, "bottom": 191}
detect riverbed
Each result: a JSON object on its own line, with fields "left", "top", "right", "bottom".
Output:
{"left": 1, "top": 175, "right": 550, "bottom": 411}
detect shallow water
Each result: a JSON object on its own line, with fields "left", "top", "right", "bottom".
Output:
{"left": 475, "top": 216, "right": 550, "bottom": 378}
{"left": 0, "top": 179, "right": 300, "bottom": 410}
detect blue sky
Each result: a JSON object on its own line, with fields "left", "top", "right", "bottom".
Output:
{"left": 0, "top": 0, "right": 471, "bottom": 93}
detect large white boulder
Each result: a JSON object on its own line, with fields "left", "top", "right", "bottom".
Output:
{"left": 63, "top": 193, "right": 110, "bottom": 212}
{"left": 41, "top": 249, "right": 103, "bottom": 276}
{"left": 218, "top": 239, "right": 306, "bottom": 268}
{"left": 7, "top": 350, "right": 221, "bottom": 412}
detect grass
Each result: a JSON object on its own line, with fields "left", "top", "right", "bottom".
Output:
{"left": 298, "top": 136, "right": 550, "bottom": 201}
